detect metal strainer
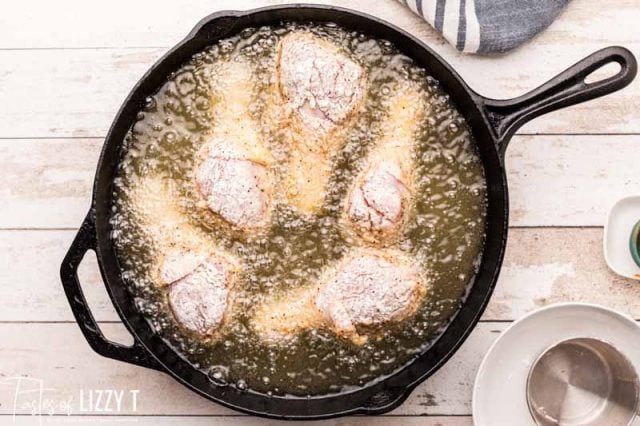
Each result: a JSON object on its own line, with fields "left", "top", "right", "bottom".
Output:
{"left": 527, "top": 338, "right": 640, "bottom": 425}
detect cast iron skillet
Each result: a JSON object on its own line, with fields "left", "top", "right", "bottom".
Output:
{"left": 60, "top": 5, "right": 637, "bottom": 419}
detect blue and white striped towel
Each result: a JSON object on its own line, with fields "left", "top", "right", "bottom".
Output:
{"left": 399, "top": 0, "right": 570, "bottom": 54}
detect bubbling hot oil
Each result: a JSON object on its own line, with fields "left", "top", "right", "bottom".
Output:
{"left": 110, "top": 23, "right": 487, "bottom": 396}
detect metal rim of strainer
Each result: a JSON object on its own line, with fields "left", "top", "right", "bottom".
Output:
{"left": 526, "top": 337, "right": 640, "bottom": 426}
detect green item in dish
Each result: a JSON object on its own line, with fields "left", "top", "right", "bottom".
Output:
{"left": 630, "top": 219, "right": 640, "bottom": 267}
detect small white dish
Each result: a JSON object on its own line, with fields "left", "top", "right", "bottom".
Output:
{"left": 472, "top": 303, "right": 640, "bottom": 426}
{"left": 604, "top": 195, "right": 640, "bottom": 280}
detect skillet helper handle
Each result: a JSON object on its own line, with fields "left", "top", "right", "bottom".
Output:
{"left": 188, "top": 11, "right": 241, "bottom": 42}
{"left": 60, "top": 211, "right": 163, "bottom": 371}
{"left": 482, "top": 46, "right": 637, "bottom": 156}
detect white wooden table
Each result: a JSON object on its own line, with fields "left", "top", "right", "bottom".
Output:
{"left": 1, "top": 1, "right": 638, "bottom": 424}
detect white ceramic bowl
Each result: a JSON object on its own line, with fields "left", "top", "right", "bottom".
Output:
{"left": 472, "top": 303, "right": 640, "bottom": 426}
{"left": 604, "top": 195, "right": 640, "bottom": 280}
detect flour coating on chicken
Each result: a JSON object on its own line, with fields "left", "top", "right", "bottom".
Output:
{"left": 277, "top": 32, "right": 366, "bottom": 137}
{"left": 159, "top": 250, "right": 207, "bottom": 285}
{"left": 315, "top": 249, "right": 425, "bottom": 344}
{"left": 160, "top": 249, "right": 236, "bottom": 337}
{"left": 196, "top": 139, "right": 272, "bottom": 229}
{"left": 347, "top": 161, "right": 409, "bottom": 231}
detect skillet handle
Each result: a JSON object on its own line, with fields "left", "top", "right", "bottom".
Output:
{"left": 481, "top": 46, "right": 637, "bottom": 157}
{"left": 60, "top": 211, "right": 163, "bottom": 371}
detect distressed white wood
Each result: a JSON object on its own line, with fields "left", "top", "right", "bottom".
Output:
{"left": 0, "top": 0, "right": 414, "bottom": 49}
{"left": 505, "top": 135, "right": 640, "bottom": 227}
{"left": 0, "top": 138, "right": 102, "bottom": 229}
{"left": 2, "top": 0, "right": 634, "bottom": 51}
{"left": 0, "top": 2, "right": 638, "bottom": 138}
{"left": 0, "top": 230, "right": 117, "bottom": 322}
{"left": 485, "top": 228, "right": 640, "bottom": 320}
{"left": 0, "top": 48, "right": 165, "bottom": 139}
{"left": 2, "top": 135, "right": 639, "bottom": 229}
{"left": 0, "top": 323, "right": 502, "bottom": 416}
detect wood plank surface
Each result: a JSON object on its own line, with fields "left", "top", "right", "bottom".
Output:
{"left": 0, "top": 0, "right": 635, "bottom": 52}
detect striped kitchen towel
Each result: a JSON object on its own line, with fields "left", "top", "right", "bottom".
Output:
{"left": 399, "top": 0, "right": 570, "bottom": 54}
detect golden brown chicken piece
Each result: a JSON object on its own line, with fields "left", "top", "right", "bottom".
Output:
{"left": 196, "top": 59, "right": 275, "bottom": 230}
{"left": 344, "top": 85, "right": 425, "bottom": 244}
{"left": 251, "top": 248, "right": 426, "bottom": 345}
{"left": 276, "top": 32, "right": 367, "bottom": 214}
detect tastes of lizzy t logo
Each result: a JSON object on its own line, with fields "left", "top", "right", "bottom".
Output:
{"left": 0, "top": 377, "right": 140, "bottom": 422}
